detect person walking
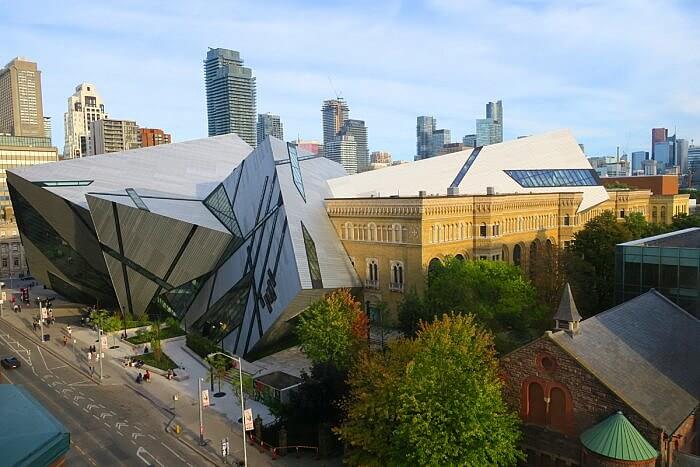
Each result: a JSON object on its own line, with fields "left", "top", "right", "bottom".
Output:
{"left": 62, "top": 335, "right": 68, "bottom": 346}
{"left": 87, "top": 350, "right": 93, "bottom": 374}
{"left": 66, "top": 325, "right": 72, "bottom": 338}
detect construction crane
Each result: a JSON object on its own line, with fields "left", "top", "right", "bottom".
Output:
{"left": 327, "top": 76, "right": 342, "bottom": 100}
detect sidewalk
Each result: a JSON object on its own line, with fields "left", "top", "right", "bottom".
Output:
{"left": 0, "top": 300, "right": 338, "bottom": 466}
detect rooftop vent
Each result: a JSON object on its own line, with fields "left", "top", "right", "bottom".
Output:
{"left": 486, "top": 186, "right": 495, "bottom": 196}
{"left": 447, "top": 186, "right": 460, "bottom": 196}
{"left": 418, "top": 190, "right": 427, "bottom": 197}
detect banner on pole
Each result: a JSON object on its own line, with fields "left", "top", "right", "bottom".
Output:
{"left": 202, "top": 390, "right": 210, "bottom": 407}
{"left": 100, "top": 335, "right": 108, "bottom": 351}
{"left": 244, "top": 408, "right": 253, "bottom": 431}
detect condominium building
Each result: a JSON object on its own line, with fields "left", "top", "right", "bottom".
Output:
{"left": 256, "top": 113, "right": 283, "bottom": 145}
{"left": 370, "top": 151, "right": 391, "bottom": 165}
{"left": 0, "top": 134, "right": 58, "bottom": 214}
{"left": 651, "top": 127, "right": 667, "bottom": 159}
{"left": 0, "top": 58, "right": 45, "bottom": 138}
{"left": 294, "top": 139, "right": 322, "bottom": 156}
{"left": 431, "top": 129, "right": 451, "bottom": 155}
{"left": 139, "top": 128, "right": 171, "bottom": 147}
{"left": 416, "top": 116, "right": 436, "bottom": 159}
{"left": 63, "top": 83, "right": 108, "bottom": 158}
{"left": 631, "top": 151, "right": 648, "bottom": 173}
{"left": 204, "top": 48, "right": 256, "bottom": 146}
{"left": 325, "top": 134, "right": 357, "bottom": 174}
{"left": 462, "top": 134, "right": 477, "bottom": 148}
{"left": 321, "top": 98, "right": 349, "bottom": 156}
{"left": 689, "top": 145, "right": 700, "bottom": 189}
{"left": 88, "top": 119, "right": 139, "bottom": 155}
{"left": 43, "top": 116, "right": 51, "bottom": 141}
{"left": 476, "top": 100, "right": 503, "bottom": 146}
{"left": 338, "top": 119, "right": 369, "bottom": 173}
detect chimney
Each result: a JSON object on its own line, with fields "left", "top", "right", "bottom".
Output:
{"left": 418, "top": 190, "right": 427, "bottom": 197}
{"left": 486, "top": 186, "right": 495, "bottom": 196}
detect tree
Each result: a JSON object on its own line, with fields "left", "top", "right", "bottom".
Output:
{"left": 426, "top": 257, "right": 540, "bottom": 335}
{"left": 297, "top": 289, "right": 367, "bottom": 369}
{"left": 569, "top": 211, "right": 632, "bottom": 312}
{"left": 397, "top": 288, "right": 430, "bottom": 337}
{"left": 671, "top": 213, "right": 700, "bottom": 230}
{"left": 623, "top": 212, "right": 650, "bottom": 239}
{"left": 337, "top": 314, "right": 522, "bottom": 466}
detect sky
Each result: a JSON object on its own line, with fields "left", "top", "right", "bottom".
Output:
{"left": 3, "top": 0, "right": 700, "bottom": 160}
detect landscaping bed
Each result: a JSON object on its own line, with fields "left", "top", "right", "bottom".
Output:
{"left": 127, "top": 326, "right": 185, "bottom": 345}
{"left": 139, "top": 352, "right": 178, "bottom": 371}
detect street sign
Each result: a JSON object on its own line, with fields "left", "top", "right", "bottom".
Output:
{"left": 244, "top": 408, "right": 253, "bottom": 431}
{"left": 221, "top": 438, "right": 229, "bottom": 457}
{"left": 202, "top": 389, "right": 210, "bottom": 408}
{"left": 100, "top": 335, "right": 108, "bottom": 351}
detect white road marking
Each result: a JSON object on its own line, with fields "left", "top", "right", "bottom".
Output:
{"left": 92, "top": 415, "right": 100, "bottom": 421}
{"left": 131, "top": 432, "right": 145, "bottom": 441}
{"left": 160, "top": 442, "right": 186, "bottom": 462}
{"left": 136, "top": 447, "right": 164, "bottom": 467}
{"left": 117, "top": 431, "right": 124, "bottom": 437}
{"left": 148, "top": 434, "right": 156, "bottom": 440}
{"left": 83, "top": 408, "right": 90, "bottom": 414}
{"left": 103, "top": 422, "right": 111, "bottom": 428}
{"left": 36, "top": 345, "right": 51, "bottom": 371}
{"left": 73, "top": 401, "right": 80, "bottom": 406}
{"left": 49, "top": 364, "right": 68, "bottom": 370}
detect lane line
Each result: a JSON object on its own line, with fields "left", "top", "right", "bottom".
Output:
{"left": 49, "top": 364, "right": 68, "bottom": 370}
{"left": 160, "top": 442, "right": 187, "bottom": 463}
{"left": 36, "top": 345, "right": 51, "bottom": 372}
{"left": 92, "top": 414, "right": 100, "bottom": 421}
{"left": 104, "top": 422, "right": 111, "bottom": 428}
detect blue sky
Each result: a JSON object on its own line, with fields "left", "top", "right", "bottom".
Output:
{"left": 4, "top": 0, "right": 700, "bottom": 160}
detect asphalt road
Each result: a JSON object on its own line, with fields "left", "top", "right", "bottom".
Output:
{"left": 0, "top": 319, "right": 215, "bottom": 467}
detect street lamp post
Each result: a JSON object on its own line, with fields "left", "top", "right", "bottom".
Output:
{"left": 0, "top": 281, "right": 5, "bottom": 318}
{"left": 37, "top": 297, "right": 45, "bottom": 343}
{"left": 120, "top": 305, "right": 128, "bottom": 340}
{"left": 208, "top": 352, "right": 247, "bottom": 467}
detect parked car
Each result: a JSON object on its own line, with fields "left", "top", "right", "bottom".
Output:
{"left": 1, "top": 356, "right": 21, "bottom": 369}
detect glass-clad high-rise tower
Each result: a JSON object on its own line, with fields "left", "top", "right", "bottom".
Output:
{"left": 204, "top": 48, "right": 257, "bottom": 147}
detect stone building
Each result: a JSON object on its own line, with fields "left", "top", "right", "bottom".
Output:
{"left": 500, "top": 287, "right": 699, "bottom": 466}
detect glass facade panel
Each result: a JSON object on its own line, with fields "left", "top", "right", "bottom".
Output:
{"left": 287, "top": 143, "right": 306, "bottom": 201}
{"left": 125, "top": 188, "right": 149, "bottom": 211}
{"left": 193, "top": 273, "right": 252, "bottom": 343}
{"left": 301, "top": 222, "right": 323, "bottom": 289}
{"left": 450, "top": 147, "right": 482, "bottom": 188}
{"left": 204, "top": 184, "right": 243, "bottom": 239}
{"left": 504, "top": 169, "right": 599, "bottom": 187}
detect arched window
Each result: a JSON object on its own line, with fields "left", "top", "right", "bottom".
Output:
{"left": 428, "top": 258, "right": 442, "bottom": 274}
{"left": 390, "top": 261, "right": 404, "bottom": 291}
{"left": 661, "top": 205, "right": 667, "bottom": 223}
{"left": 563, "top": 214, "right": 570, "bottom": 226}
{"left": 480, "top": 223, "right": 488, "bottom": 237}
{"left": 548, "top": 387, "right": 567, "bottom": 433}
{"left": 527, "top": 382, "right": 547, "bottom": 426}
{"left": 455, "top": 254, "right": 465, "bottom": 261}
{"left": 513, "top": 244, "right": 522, "bottom": 267}
{"left": 492, "top": 223, "right": 500, "bottom": 236}
{"left": 652, "top": 207, "right": 658, "bottom": 222}
{"left": 366, "top": 258, "right": 379, "bottom": 288}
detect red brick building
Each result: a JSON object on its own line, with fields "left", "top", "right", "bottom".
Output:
{"left": 138, "top": 128, "right": 171, "bottom": 147}
{"left": 501, "top": 286, "right": 699, "bottom": 466}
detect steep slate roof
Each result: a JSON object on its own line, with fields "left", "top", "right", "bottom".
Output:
{"left": 580, "top": 411, "right": 658, "bottom": 461}
{"left": 550, "top": 290, "right": 700, "bottom": 432}
{"left": 553, "top": 283, "right": 582, "bottom": 322}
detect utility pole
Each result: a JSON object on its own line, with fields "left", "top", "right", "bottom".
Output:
{"left": 198, "top": 377, "right": 205, "bottom": 446}
{"left": 38, "top": 298, "right": 45, "bottom": 343}
{"left": 98, "top": 326, "right": 103, "bottom": 380}
{"left": 0, "top": 282, "right": 4, "bottom": 318}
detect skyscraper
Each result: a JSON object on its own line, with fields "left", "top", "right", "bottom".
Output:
{"left": 322, "top": 98, "right": 349, "bottom": 156}
{"left": 0, "top": 57, "right": 45, "bottom": 138}
{"left": 431, "top": 129, "right": 451, "bottom": 154}
{"left": 204, "top": 48, "right": 256, "bottom": 146}
{"left": 676, "top": 138, "right": 689, "bottom": 174}
{"left": 476, "top": 100, "right": 503, "bottom": 146}
{"left": 325, "top": 134, "right": 357, "bottom": 174}
{"left": 63, "top": 83, "right": 108, "bottom": 158}
{"left": 256, "top": 112, "right": 283, "bottom": 144}
{"left": 416, "top": 116, "right": 436, "bottom": 159}
{"left": 689, "top": 145, "right": 700, "bottom": 188}
{"left": 88, "top": 119, "right": 139, "bottom": 155}
{"left": 462, "top": 134, "right": 477, "bottom": 148}
{"left": 370, "top": 151, "right": 391, "bottom": 164}
{"left": 631, "top": 151, "right": 648, "bottom": 173}
{"left": 338, "top": 119, "right": 369, "bottom": 173}
{"left": 651, "top": 128, "right": 668, "bottom": 159}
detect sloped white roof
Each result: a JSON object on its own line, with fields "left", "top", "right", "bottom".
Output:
{"left": 9, "top": 134, "right": 252, "bottom": 208}
{"left": 327, "top": 129, "right": 608, "bottom": 213}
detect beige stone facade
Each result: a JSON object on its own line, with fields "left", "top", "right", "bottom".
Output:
{"left": 325, "top": 189, "right": 690, "bottom": 323}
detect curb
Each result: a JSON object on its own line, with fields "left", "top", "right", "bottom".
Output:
{"left": 0, "top": 317, "right": 100, "bottom": 384}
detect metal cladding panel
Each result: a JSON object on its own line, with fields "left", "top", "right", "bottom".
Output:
{"left": 88, "top": 198, "right": 119, "bottom": 251}
{"left": 103, "top": 255, "right": 128, "bottom": 313}
{"left": 116, "top": 204, "right": 192, "bottom": 279}
{"left": 126, "top": 267, "right": 160, "bottom": 316}
{"left": 167, "top": 227, "right": 231, "bottom": 288}
{"left": 9, "top": 134, "right": 253, "bottom": 209}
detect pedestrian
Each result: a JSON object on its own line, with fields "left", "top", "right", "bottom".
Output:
{"left": 13, "top": 304, "right": 18, "bottom": 313}
{"left": 62, "top": 335, "right": 67, "bottom": 346}
{"left": 67, "top": 325, "right": 72, "bottom": 337}
{"left": 18, "top": 304, "right": 21, "bottom": 313}
{"left": 143, "top": 345, "right": 149, "bottom": 354}
{"left": 87, "top": 351, "right": 93, "bottom": 374}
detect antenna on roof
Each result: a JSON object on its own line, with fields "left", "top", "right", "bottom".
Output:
{"left": 328, "top": 76, "right": 342, "bottom": 100}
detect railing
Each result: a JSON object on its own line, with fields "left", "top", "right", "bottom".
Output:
{"left": 389, "top": 282, "right": 404, "bottom": 292}
{"left": 364, "top": 279, "right": 379, "bottom": 289}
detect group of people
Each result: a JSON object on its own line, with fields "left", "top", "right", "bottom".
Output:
{"left": 135, "top": 369, "right": 151, "bottom": 384}
{"left": 12, "top": 304, "right": 22, "bottom": 313}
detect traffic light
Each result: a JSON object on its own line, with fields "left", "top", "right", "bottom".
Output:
{"left": 20, "top": 288, "right": 29, "bottom": 303}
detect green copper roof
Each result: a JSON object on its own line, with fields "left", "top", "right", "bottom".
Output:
{"left": 580, "top": 411, "right": 658, "bottom": 461}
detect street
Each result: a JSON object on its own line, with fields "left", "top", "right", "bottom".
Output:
{"left": 0, "top": 318, "right": 214, "bottom": 467}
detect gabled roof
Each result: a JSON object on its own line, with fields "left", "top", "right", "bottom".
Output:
{"left": 327, "top": 129, "right": 609, "bottom": 213}
{"left": 553, "top": 283, "right": 582, "bottom": 322}
{"left": 580, "top": 411, "right": 658, "bottom": 461}
{"left": 550, "top": 290, "right": 700, "bottom": 432}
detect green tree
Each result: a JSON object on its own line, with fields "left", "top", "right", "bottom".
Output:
{"left": 397, "top": 288, "right": 430, "bottom": 337}
{"left": 671, "top": 213, "right": 700, "bottom": 229}
{"left": 297, "top": 289, "right": 367, "bottom": 369}
{"left": 426, "top": 257, "right": 540, "bottom": 334}
{"left": 623, "top": 212, "right": 650, "bottom": 238}
{"left": 337, "top": 314, "right": 522, "bottom": 466}
{"left": 569, "top": 211, "right": 632, "bottom": 312}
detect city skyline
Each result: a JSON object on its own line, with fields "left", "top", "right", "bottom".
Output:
{"left": 4, "top": 0, "right": 700, "bottom": 160}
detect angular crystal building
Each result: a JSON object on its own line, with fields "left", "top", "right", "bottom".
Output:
{"left": 8, "top": 134, "right": 360, "bottom": 358}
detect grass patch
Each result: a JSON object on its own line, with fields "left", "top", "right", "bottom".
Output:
{"left": 127, "top": 325, "right": 185, "bottom": 345}
{"left": 139, "top": 352, "right": 178, "bottom": 371}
